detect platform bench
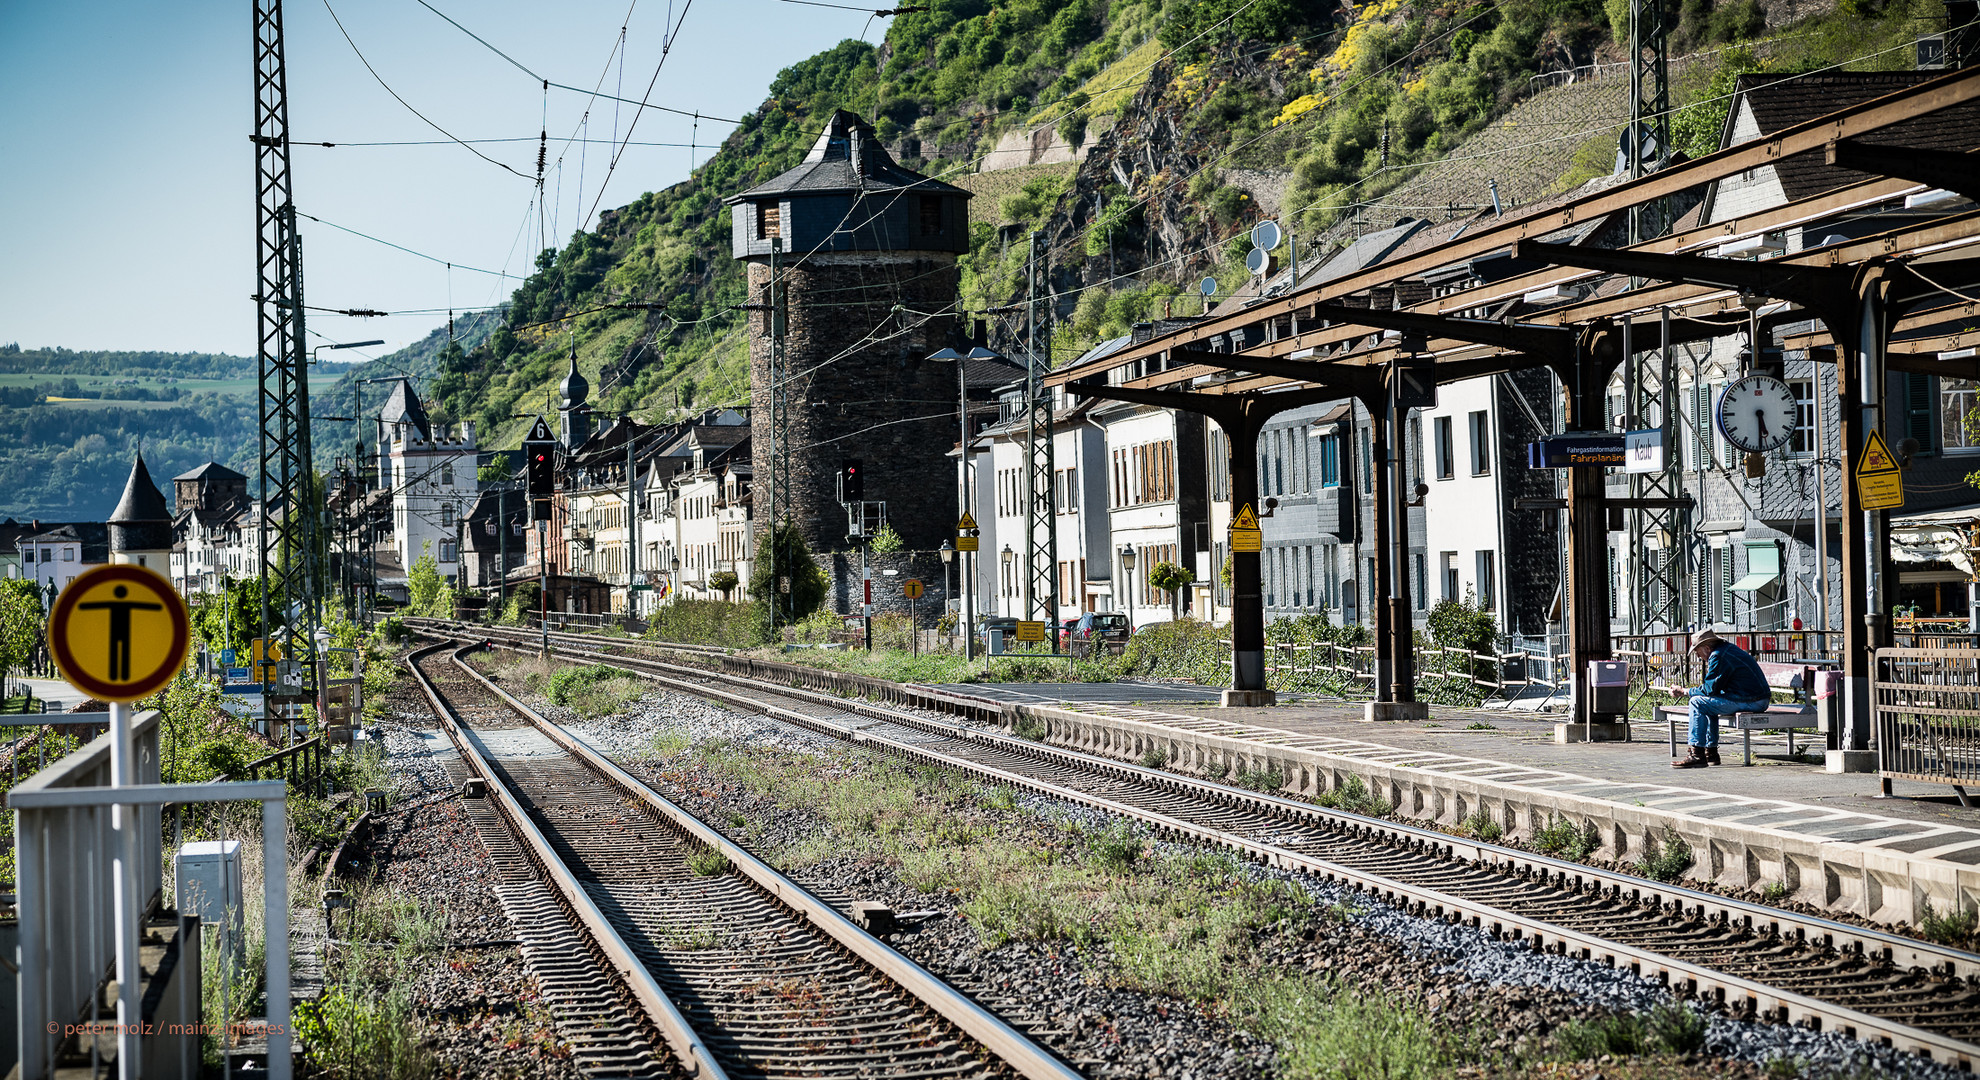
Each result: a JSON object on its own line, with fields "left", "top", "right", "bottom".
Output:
{"left": 1659, "top": 661, "right": 1819, "bottom": 766}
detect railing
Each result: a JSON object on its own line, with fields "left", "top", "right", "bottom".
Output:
{"left": 223, "top": 736, "right": 327, "bottom": 793}
{"left": 1873, "top": 648, "right": 1980, "bottom": 792}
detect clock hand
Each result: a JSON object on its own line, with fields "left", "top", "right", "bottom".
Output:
{"left": 1755, "top": 408, "right": 1768, "bottom": 438}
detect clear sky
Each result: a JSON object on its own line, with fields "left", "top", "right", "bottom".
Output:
{"left": 0, "top": 0, "right": 884, "bottom": 360}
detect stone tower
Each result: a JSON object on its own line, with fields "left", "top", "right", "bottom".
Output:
{"left": 108, "top": 453, "right": 173, "bottom": 572}
{"left": 726, "top": 110, "right": 972, "bottom": 553}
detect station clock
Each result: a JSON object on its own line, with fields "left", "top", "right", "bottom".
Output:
{"left": 1715, "top": 374, "right": 1798, "bottom": 454}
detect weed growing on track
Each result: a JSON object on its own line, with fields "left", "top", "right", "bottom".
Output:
{"left": 1759, "top": 881, "right": 1790, "bottom": 903}
{"left": 1919, "top": 899, "right": 1980, "bottom": 947}
{"left": 1636, "top": 825, "right": 1695, "bottom": 883}
{"left": 1136, "top": 746, "right": 1168, "bottom": 769}
{"left": 1459, "top": 809, "right": 1504, "bottom": 843}
{"left": 1313, "top": 774, "right": 1393, "bottom": 817}
{"left": 1531, "top": 815, "right": 1600, "bottom": 861}
{"left": 298, "top": 878, "right": 442, "bottom": 1080}
{"left": 1232, "top": 765, "right": 1285, "bottom": 793}
{"left": 1554, "top": 1003, "right": 1707, "bottom": 1060}
{"left": 686, "top": 847, "right": 732, "bottom": 876}
{"left": 543, "top": 663, "right": 643, "bottom": 720}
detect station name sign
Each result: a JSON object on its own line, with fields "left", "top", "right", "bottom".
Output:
{"left": 1526, "top": 434, "right": 1625, "bottom": 469}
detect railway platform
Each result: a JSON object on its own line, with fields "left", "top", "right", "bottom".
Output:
{"left": 922, "top": 681, "right": 1980, "bottom": 929}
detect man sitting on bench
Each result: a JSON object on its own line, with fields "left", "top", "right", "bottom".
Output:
{"left": 1666, "top": 627, "right": 1770, "bottom": 768}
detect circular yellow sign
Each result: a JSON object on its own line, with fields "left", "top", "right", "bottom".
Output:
{"left": 47, "top": 564, "right": 191, "bottom": 703}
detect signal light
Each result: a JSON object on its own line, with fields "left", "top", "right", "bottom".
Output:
{"left": 839, "top": 459, "right": 863, "bottom": 503}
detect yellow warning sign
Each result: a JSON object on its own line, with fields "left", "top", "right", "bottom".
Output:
{"left": 956, "top": 511, "right": 977, "bottom": 530}
{"left": 1231, "top": 502, "right": 1263, "bottom": 553}
{"left": 1855, "top": 429, "right": 1905, "bottom": 510}
{"left": 956, "top": 510, "right": 980, "bottom": 551}
{"left": 1857, "top": 430, "right": 1900, "bottom": 474}
{"left": 47, "top": 564, "right": 190, "bottom": 703}
{"left": 1013, "top": 620, "right": 1048, "bottom": 643}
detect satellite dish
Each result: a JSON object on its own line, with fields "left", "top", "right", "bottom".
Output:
{"left": 1199, "top": 277, "right": 1218, "bottom": 297}
{"left": 1245, "top": 248, "right": 1274, "bottom": 275}
{"left": 1250, "top": 219, "right": 1283, "bottom": 252}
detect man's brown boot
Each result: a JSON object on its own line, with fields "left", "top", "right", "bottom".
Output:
{"left": 1705, "top": 746, "right": 1721, "bottom": 766}
{"left": 1672, "top": 745, "right": 1710, "bottom": 768}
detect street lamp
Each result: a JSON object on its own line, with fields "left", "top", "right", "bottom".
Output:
{"left": 1001, "top": 545, "right": 1014, "bottom": 610}
{"left": 1119, "top": 545, "right": 1138, "bottom": 638}
{"left": 930, "top": 347, "right": 998, "bottom": 655}
{"left": 311, "top": 339, "right": 385, "bottom": 364}
{"left": 939, "top": 540, "right": 955, "bottom": 652}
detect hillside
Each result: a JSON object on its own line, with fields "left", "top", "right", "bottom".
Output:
{"left": 325, "top": 0, "right": 1933, "bottom": 448}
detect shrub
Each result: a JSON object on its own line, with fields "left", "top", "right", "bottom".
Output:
{"left": 1459, "top": 809, "right": 1503, "bottom": 843}
{"left": 1919, "top": 900, "right": 1979, "bottom": 947}
{"left": 1636, "top": 825, "right": 1694, "bottom": 883}
{"left": 545, "top": 664, "right": 628, "bottom": 706}
{"left": 686, "top": 847, "right": 731, "bottom": 876}
{"left": 1555, "top": 1003, "right": 1706, "bottom": 1061}
{"left": 1531, "top": 815, "right": 1599, "bottom": 861}
{"left": 647, "top": 598, "right": 770, "bottom": 649}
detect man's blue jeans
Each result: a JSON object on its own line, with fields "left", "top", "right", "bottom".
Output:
{"left": 1688, "top": 694, "right": 1770, "bottom": 748}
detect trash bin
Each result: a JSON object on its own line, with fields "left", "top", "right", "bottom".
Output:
{"left": 1587, "top": 660, "right": 1630, "bottom": 716}
{"left": 1814, "top": 669, "right": 1843, "bottom": 734}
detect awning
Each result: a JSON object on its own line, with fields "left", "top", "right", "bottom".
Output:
{"left": 1729, "top": 541, "right": 1781, "bottom": 591}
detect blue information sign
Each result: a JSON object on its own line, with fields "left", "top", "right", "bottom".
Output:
{"left": 220, "top": 648, "right": 237, "bottom": 665}
{"left": 1526, "top": 434, "right": 1626, "bottom": 469}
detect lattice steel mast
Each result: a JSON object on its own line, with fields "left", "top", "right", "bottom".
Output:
{"left": 1624, "top": 0, "right": 1688, "bottom": 632}
{"left": 254, "top": 0, "right": 320, "bottom": 700}
{"left": 1023, "top": 231, "right": 1060, "bottom": 628}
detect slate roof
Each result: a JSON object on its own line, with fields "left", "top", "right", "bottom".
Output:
{"left": 378, "top": 378, "right": 431, "bottom": 440}
{"left": 109, "top": 455, "right": 171, "bottom": 524}
{"left": 1729, "top": 71, "right": 1980, "bottom": 201}
{"left": 173, "top": 461, "right": 247, "bottom": 482}
{"left": 730, "top": 110, "right": 969, "bottom": 201}
{"left": 24, "top": 522, "right": 110, "bottom": 562}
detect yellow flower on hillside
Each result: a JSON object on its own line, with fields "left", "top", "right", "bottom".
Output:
{"left": 1272, "top": 93, "right": 1328, "bottom": 127}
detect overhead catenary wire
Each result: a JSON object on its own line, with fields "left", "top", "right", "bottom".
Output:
{"left": 583, "top": 0, "right": 698, "bottom": 230}
{"left": 319, "top": 0, "right": 535, "bottom": 180}
{"left": 297, "top": 211, "right": 525, "bottom": 279}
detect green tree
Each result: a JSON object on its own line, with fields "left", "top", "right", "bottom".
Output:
{"left": 190, "top": 577, "right": 263, "bottom": 654}
{"left": 0, "top": 578, "right": 44, "bottom": 703}
{"left": 751, "top": 520, "right": 830, "bottom": 622}
{"left": 708, "top": 570, "right": 741, "bottom": 599}
{"left": 407, "top": 547, "right": 453, "bottom": 617}
{"left": 1148, "top": 561, "right": 1193, "bottom": 621}
{"left": 869, "top": 523, "right": 906, "bottom": 554}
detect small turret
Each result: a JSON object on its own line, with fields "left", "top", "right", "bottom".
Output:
{"left": 559, "top": 352, "right": 592, "bottom": 449}
{"left": 108, "top": 453, "right": 174, "bottom": 569}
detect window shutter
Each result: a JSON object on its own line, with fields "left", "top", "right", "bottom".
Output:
{"left": 1904, "top": 373, "right": 1935, "bottom": 450}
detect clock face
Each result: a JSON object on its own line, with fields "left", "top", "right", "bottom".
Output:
{"left": 1715, "top": 375, "right": 1798, "bottom": 453}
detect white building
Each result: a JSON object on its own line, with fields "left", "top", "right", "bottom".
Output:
{"left": 15, "top": 523, "right": 105, "bottom": 600}
{"left": 376, "top": 379, "right": 479, "bottom": 585}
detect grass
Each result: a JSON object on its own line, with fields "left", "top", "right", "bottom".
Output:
{"left": 1554, "top": 1003, "right": 1707, "bottom": 1061}
{"left": 1918, "top": 899, "right": 1980, "bottom": 947}
{"left": 1530, "top": 815, "right": 1600, "bottom": 861}
{"left": 685, "top": 847, "right": 732, "bottom": 877}
{"left": 1313, "top": 774, "right": 1393, "bottom": 818}
{"left": 1136, "top": 746, "right": 1169, "bottom": 770}
{"left": 1759, "top": 882, "right": 1790, "bottom": 903}
{"left": 1233, "top": 764, "right": 1285, "bottom": 793}
{"left": 762, "top": 644, "right": 1121, "bottom": 686}
{"left": 1635, "top": 825, "right": 1695, "bottom": 884}
{"left": 1464, "top": 720, "right": 1496, "bottom": 731}
{"left": 1458, "top": 809, "right": 1503, "bottom": 843}
{"left": 542, "top": 662, "right": 645, "bottom": 721}
{"left": 297, "top": 877, "right": 448, "bottom": 1079}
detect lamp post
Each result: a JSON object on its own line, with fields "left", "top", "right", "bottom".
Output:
{"left": 1001, "top": 545, "right": 1015, "bottom": 615}
{"left": 939, "top": 540, "right": 955, "bottom": 653}
{"left": 1119, "top": 545, "right": 1138, "bottom": 638}
{"left": 930, "top": 347, "right": 997, "bottom": 654}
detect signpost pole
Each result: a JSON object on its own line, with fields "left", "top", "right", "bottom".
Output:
{"left": 109, "top": 699, "right": 142, "bottom": 1079}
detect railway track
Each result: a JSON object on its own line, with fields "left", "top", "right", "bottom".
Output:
{"left": 404, "top": 639, "right": 1083, "bottom": 1080}
{"left": 423, "top": 621, "right": 1980, "bottom": 1072}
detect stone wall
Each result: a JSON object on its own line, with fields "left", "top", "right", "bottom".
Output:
{"left": 746, "top": 251, "right": 963, "bottom": 558}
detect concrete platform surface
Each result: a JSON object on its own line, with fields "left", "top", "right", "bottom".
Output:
{"left": 924, "top": 682, "right": 1980, "bottom": 926}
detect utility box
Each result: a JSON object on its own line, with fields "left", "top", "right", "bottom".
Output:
{"left": 1587, "top": 660, "right": 1630, "bottom": 716}
{"left": 988, "top": 629, "right": 1006, "bottom": 655}
{"left": 1814, "top": 669, "right": 1844, "bottom": 734}
{"left": 175, "top": 841, "right": 244, "bottom": 952}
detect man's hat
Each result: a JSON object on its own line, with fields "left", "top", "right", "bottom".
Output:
{"left": 1690, "top": 627, "right": 1724, "bottom": 650}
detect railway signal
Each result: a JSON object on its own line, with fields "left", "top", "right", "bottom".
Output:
{"left": 839, "top": 459, "right": 863, "bottom": 503}
{"left": 524, "top": 416, "right": 555, "bottom": 518}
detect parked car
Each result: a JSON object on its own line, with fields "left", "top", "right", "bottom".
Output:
{"left": 1064, "top": 611, "right": 1132, "bottom": 657}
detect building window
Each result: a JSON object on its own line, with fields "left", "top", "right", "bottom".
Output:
{"left": 1359, "top": 426, "right": 1373, "bottom": 489}
{"left": 1791, "top": 379, "right": 1816, "bottom": 455}
{"left": 1468, "top": 411, "right": 1491, "bottom": 475}
{"left": 63, "top": 548, "right": 74, "bottom": 562}
{"left": 1441, "top": 551, "right": 1458, "bottom": 601}
{"left": 439, "top": 539, "right": 458, "bottom": 562}
{"left": 1944, "top": 378, "right": 1980, "bottom": 452}
{"left": 441, "top": 462, "right": 455, "bottom": 485}
{"left": 1317, "top": 432, "right": 1340, "bottom": 487}
{"left": 440, "top": 504, "right": 454, "bottom": 528}
{"left": 1413, "top": 552, "right": 1426, "bottom": 610}
{"left": 919, "top": 196, "right": 942, "bottom": 236}
{"left": 757, "top": 202, "right": 780, "bottom": 239}
{"left": 1435, "top": 416, "right": 1454, "bottom": 479}
{"left": 1902, "top": 373, "right": 1936, "bottom": 452}
{"left": 1475, "top": 551, "right": 1495, "bottom": 610}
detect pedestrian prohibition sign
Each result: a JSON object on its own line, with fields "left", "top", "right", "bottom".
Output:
{"left": 48, "top": 564, "right": 190, "bottom": 703}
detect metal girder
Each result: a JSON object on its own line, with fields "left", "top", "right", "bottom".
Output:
{"left": 1827, "top": 140, "right": 1980, "bottom": 202}
{"left": 1515, "top": 240, "right": 1859, "bottom": 308}
{"left": 1046, "top": 64, "right": 1980, "bottom": 389}
{"left": 1310, "top": 304, "right": 1577, "bottom": 360}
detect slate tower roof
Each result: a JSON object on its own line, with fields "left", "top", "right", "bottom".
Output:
{"left": 727, "top": 110, "right": 971, "bottom": 258}
{"left": 108, "top": 453, "right": 175, "bottom": 553}
{"left": 379, "top": 378, "right": 431, "bottom": 441}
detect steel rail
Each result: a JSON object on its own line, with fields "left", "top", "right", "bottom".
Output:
{"left": 429, "top": 623, "right": 1980, "bottom": 1069}
{"left": 403, "top": 640, "right": 727, "bottom": 1079}
{"left": 439, "top": 638, "right": 1086, "bottom": 1080}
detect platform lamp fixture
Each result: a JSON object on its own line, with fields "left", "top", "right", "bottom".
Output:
{"left": 939, "top": 540, "right": 955, "bottom": 648}
{"left": 1001, "top": 545, "right": 1015, "bottom": 608}
{"left": 1119, "top": 545, "right": 1137, "bottom": 637}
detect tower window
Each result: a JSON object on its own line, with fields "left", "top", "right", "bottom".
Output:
{"left": 758, "top": 203, "right": 781, "bottom": 239}
{"left": 919, "top": 196, "right": 942, "bottom": 236}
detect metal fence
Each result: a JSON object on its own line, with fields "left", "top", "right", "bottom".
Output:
{"left": 1873, "top": 648, "right": 1980, "bottom": 792}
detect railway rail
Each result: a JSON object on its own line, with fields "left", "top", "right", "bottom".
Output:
{"left": 415, "top": 620, "right": 1980, "bottom": 1072}
{"left": 403, "top": 638, "right": 1083, "bottom": 1080}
